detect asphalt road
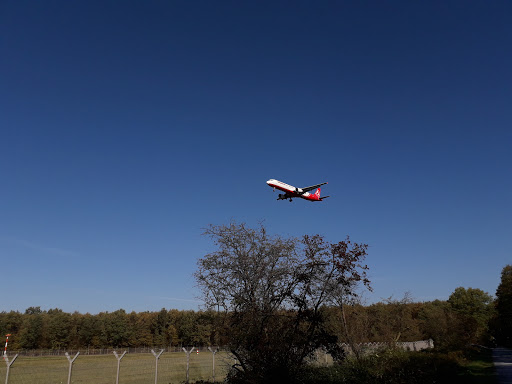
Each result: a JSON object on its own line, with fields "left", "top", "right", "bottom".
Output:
{"left": 493, "top": 348, "right": 512, "bottom": 384}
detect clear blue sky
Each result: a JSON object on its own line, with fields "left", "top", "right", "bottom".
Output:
{"left": 1, "top": 1, "right": 511, "bottom": 314}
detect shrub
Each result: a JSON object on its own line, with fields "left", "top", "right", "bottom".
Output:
{"left": 298, "top": 349, "right": 463, "bottom": 384}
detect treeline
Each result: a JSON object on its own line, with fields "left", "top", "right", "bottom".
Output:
{"left": 0, "top": 287, "right": 499, "bottom": 351}
{"left": 0, "top": 308, "right": 218, "bottom": 350}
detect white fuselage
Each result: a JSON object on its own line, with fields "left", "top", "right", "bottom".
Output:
{"left": 266, "top": 179, "right": 314, "bottom": 200}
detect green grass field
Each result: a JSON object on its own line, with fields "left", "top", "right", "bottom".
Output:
{"left": 460, "top": 348, "right": 497, "bottom": 384}
{"left": 1, "top": 352, "right": 231, "bottom": 384}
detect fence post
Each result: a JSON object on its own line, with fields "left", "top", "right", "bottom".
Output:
{"left": 3, "top": 354, "right": 18, "bottom": 384}
{"left": 207, "top": 347, "right": 218, "bottom": 382}
{"left": 113, "top": 350, "right": 127, "bottom": 384}
{"left": 182, "top": 347, "right": 195, "bottom": 384}
{"left": 151, "top": 349, "right": 164, "bottom": 384}
{"left": 65, "top": 352, "right": 79, "bottom": 384}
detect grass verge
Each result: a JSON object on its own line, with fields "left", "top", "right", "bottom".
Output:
{"left": 458, "top": 347, "right": 497, "bottom": 384}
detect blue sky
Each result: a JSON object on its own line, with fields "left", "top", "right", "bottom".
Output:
{"left": 1, "top": 1, "right": 511, "bottom": 314}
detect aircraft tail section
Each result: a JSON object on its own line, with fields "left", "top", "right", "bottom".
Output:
{"left": 313, "top": 187, "right": 330, "bottom": 201}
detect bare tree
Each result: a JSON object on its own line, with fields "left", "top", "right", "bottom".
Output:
{"left": 195, "top": 222, "right": 371, "bottom": 383}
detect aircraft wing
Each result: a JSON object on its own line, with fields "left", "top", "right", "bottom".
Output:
{"left": 301, "top": 182, "right": 328, "bottom": 193}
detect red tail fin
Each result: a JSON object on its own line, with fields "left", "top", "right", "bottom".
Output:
{"left": 314, "top": 188, "right": 321, "bottom": 198}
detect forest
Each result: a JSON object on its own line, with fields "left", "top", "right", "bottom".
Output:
{"left": 0, "top": 284, "right": 507, "bottom": 352}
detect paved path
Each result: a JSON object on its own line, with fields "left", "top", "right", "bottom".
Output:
{"left": 493, "top": 348, "right": 512, "bottom": 384}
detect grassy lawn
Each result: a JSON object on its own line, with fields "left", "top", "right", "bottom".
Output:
{"left": 0, "top": 351, "right": 231, "bottom": 384}
{"left": 458, "top": 348, "right": 497, "bottom": 384}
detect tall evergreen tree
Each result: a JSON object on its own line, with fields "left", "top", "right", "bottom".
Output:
{"left": 494, "top": 265, "right": 512, "bottom": 347}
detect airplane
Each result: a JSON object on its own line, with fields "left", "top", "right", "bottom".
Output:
{"left": 266, "top": 179, "right": 330, "bottom": 202}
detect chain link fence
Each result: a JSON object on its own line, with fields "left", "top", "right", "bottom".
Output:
{"left": 1, "top": 340, "right": 434, "bottom": 384}
{"left": 1, "top": 347, "right": 230, "bottom": 384}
